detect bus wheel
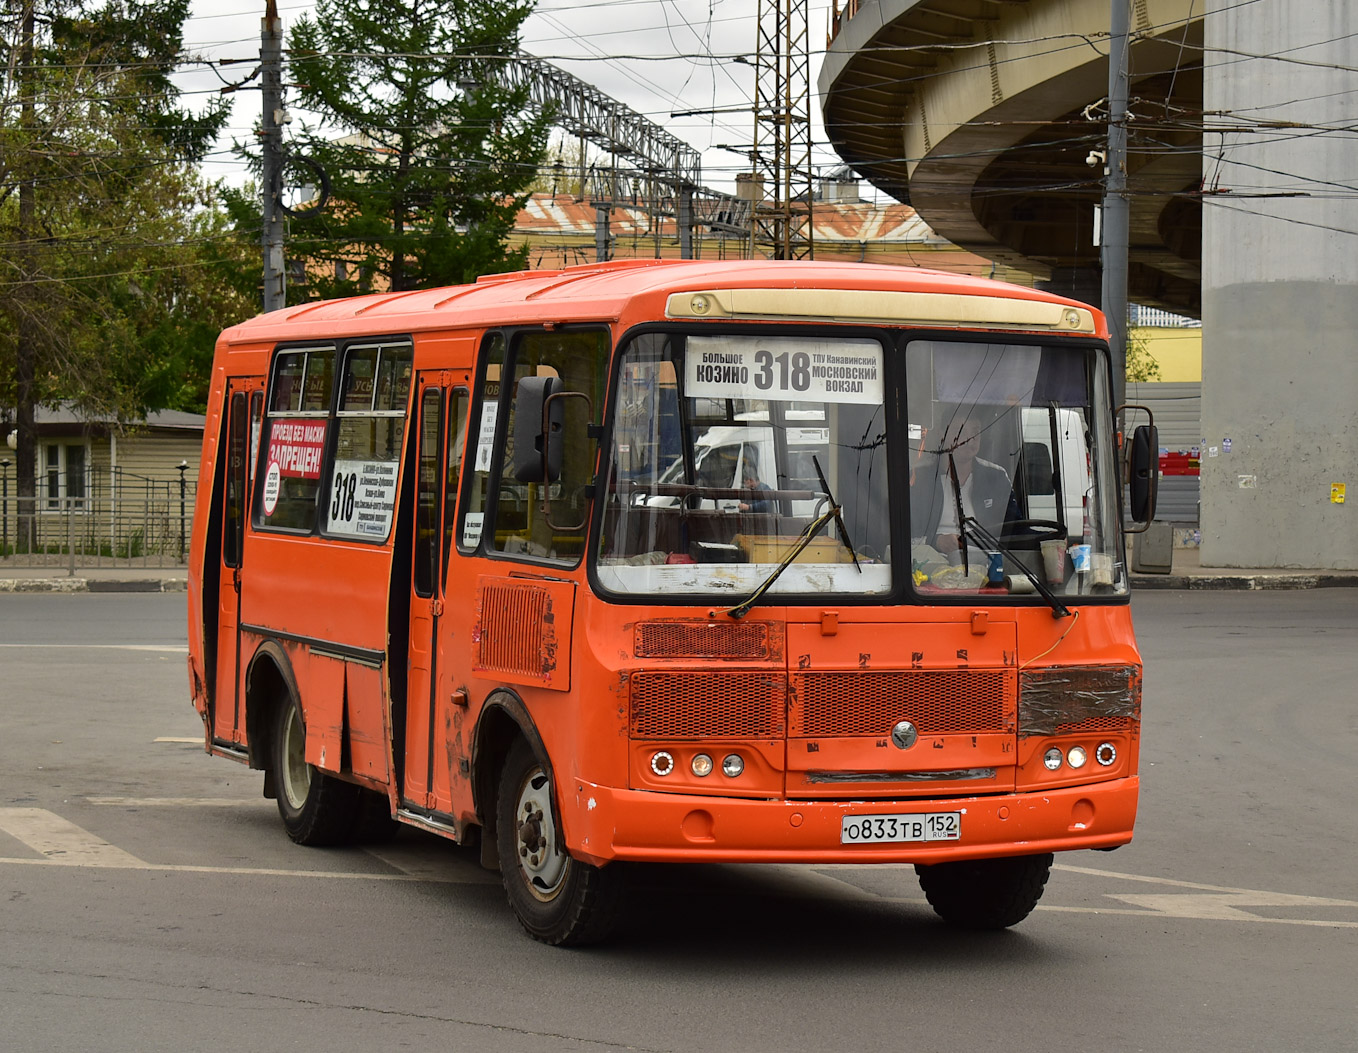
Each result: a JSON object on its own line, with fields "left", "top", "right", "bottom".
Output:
{"left": 272, "top": 694, "right": 360, "bottom": 846}
{"left": 914, "top": 853, "right": 1053, "bottom": 930}
{"left": 496, "top": 738, "right": 622, "bottom": 946}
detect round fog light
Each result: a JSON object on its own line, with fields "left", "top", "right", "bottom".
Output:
{"left": 721, "top": 753, "right": 745, "bottom": 778}
{"left": 1067, "top": 746, "right": 1088, "bottom": 769}
{"left": 1043, "top": 747, "right": 1063, "bottom": 771}
{"left": 650, "top": 751, "right": 674, "bottom": 776}
{"left": 691, "top": 753, "right": 714, "bottom": 777}
{"left": 1096, "top": 742, "right": 1118, "bottom": 766}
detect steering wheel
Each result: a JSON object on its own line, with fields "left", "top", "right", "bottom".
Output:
{"left": 998, "top": 519, "right": 1066, "bottom": 546}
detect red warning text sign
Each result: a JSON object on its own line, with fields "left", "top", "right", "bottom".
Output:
{"left": 267, "top": 420, "right": 327, "bottom": 479}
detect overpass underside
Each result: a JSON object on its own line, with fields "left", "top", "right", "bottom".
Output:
{"left": 821, "top": 0, "right": 1203, "bottom": 315}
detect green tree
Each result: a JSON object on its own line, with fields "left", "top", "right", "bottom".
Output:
{"left": 0, "top": 0, "right": 245, "bottom": 536}
{"left": 283, "top": 0, "right": 550, "bottom": 300}
{"left": 1126, "top": 328, "right": 1163, "bottom": 383}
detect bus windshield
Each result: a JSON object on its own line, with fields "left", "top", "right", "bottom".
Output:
{"left": 598, "top": 331, "right": 891, "bottom": 601}
{"left": 598, "top": 329, "right": 1125, "bottom": 602}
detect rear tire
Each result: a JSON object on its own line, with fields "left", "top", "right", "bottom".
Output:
{"left": 915, "top": 853, "right": 1054, "bottom": 930}
{"left": 496, "top": 738, "right": 623, "bottom": 946}
{"left": 272, "top": 693, "right": 361, "bottom": 846}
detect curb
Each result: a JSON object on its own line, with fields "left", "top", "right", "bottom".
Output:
{"left": 1129, "top": 573, "right": 1358, "bottom": 590}
{"left": 0, "top": 578, "right": 188, "bottom": 594}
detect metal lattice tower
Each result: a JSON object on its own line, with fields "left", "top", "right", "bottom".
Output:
{"left": 491, "top": 53, "right": 752, "bottom": 260}
{"left": 751, "top": 0, "right": 814, "bottom": 259}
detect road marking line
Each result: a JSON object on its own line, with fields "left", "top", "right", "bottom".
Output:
{"left": 153, "top": 737, "right": 202, "bottom": 744}
{"left": 87, "top": 796, "right": 261, "bottom": 807}
{"left": 363, "top": 846, "right": 497, "bottom": 885}
{"left": 1056, "top": 862, "right": 1358, "bottom": 907}
{"left": 0, "top": 856, "right": 462, "bottom": 882}
{"left": 0, "top": 808, "right": 146, "bottom": 868}
{"left": 0, "top": 643, "right": 187, "bottom": 652}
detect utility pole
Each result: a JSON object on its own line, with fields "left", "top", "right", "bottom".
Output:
{"left": 260, "top": 0, "right": 286, "bottom": 312}
{"left": 15, "top": 0, "right": 38, "bottom": 546}
{"left": 751, "top": 0, "right": 814, "bottom": 260}
{"left": 1102, "top": 0, "right": 1131, "bottom": 411}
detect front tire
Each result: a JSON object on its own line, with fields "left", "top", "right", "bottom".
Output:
{"left": 272, "top": 693, "right": 361, "bottom": 846}
{"left": 496, "top": 738, "right": 623, "bottom": 946}
{"left": 915, "top": 853, "right": 1053, "bottom": 930}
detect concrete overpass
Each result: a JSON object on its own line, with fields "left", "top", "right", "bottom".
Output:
{"left": 820, "top": 0, "right": 1203, "bottom": 315}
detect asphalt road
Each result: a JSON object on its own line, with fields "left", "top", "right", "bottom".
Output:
{"left": 1, "top": 591, "right": 1354, "bottom": 1052}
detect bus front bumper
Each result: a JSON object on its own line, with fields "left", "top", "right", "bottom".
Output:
{"left": 562, "top": 777, "right": 1138, "bottom": 866}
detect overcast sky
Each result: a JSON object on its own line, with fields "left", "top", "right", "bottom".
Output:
{"left": 181, "top": 0, "right": 847, "bottom": 197}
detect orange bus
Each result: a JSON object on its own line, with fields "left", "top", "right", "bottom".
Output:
{"left": 187, "top": 259, "right": 1156, "bottom": 944}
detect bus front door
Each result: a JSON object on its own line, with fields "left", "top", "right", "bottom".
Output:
{"left": 403, "top": 376, "right": 476, "bottom": 816}
{"left": 213, "top": 382, "right": 261, "bottom": 746}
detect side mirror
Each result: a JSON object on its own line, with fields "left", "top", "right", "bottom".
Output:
{"left": 511, "top": 375, "right": 564, "bottom": 483}
{"left": 1128, "top": 423, "right": 1158, "bottom": 525}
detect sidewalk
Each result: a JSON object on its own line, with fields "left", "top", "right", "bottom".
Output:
{"left": 1, "top": 549, "right": 1354, "bottom": 592}
{"left": 1126, "top": 547, "right": 1358, "bottom": 591}
{"left": 0, "top": 564, "right": 188, "bottom": 593}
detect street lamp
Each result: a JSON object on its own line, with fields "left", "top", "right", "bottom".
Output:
{"left": 1, "top": 458, "right": 9, "bottom": 552}
{"left": 178, "top": 460, "right": 189, "bottom": 562}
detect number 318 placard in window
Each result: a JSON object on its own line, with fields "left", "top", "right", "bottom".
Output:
{"left": 685, "top": 335, "right": 884, "bottom": 405}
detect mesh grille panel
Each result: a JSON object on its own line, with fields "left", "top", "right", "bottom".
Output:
{"left": 478, "top": 583, "right": 549, "bottom": 677}
{"left": 634, "top": 621, "right": 771, "bottom": 659}
{"left": 630, "top": 672, "right": 785, "bottom": 738}
{"left": 1056, "top": 716, "right": 1132, "bottom": 735}
{"left": 791, "top": 670, "right": 1010, "bottom": 737}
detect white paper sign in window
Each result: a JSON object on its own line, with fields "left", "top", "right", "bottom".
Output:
{"left": 686, "top": 336, "right": 884, "bottom": 405}
{"left": 327, "top": 459, "right": 399, "bottom": 539}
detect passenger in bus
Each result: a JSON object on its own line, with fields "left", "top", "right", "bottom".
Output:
{"left": 738, "top": 465, "right": 774, "bottom": 514}
{"left": 914, "top": 419, "right": 1019, "bottom": 562}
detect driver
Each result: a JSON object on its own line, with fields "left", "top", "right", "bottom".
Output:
{"left": 913, "top": 418, "right": 1018, "bottom": 562}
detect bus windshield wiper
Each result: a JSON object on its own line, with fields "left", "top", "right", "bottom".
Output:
{"left": 946, "top": 451, "right": 972, "bottom": 577}
{"left": 963, "top": 516, "right": 1071, "bottom": 619}
{"left": 721, "top": 457, "right": 859, "bottom": 620}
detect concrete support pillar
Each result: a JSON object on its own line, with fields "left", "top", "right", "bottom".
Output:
{"left": 1200, "top": 2, "right": 1357, "bottom": 569}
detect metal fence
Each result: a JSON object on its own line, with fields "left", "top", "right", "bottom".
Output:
{"left": 0, "top": 468, "right": 196, "bottom": 572}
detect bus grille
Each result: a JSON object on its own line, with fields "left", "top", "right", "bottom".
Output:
{"left": 633, "top": 621, "right": 774, "bottom": 659}
{"left": 630, "top": 671, "right": 785, "bottom": 738}
{"left": 790, "top": 670, "right": 1012, "bottom": 737}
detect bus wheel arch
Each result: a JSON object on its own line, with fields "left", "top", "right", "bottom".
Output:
{"left": 470, "top": 691, "right": 551, "bottom": 872}
{"left": 244, "top": 639, "right": 359, "bottom": 846}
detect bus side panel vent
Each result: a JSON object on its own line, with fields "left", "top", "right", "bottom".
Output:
{"left": 473, "top": 577, "right": 576, "bottom": 692}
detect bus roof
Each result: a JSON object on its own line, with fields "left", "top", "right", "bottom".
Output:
{"left": 219, "top": 259, "right": 1105, "bottom": 344}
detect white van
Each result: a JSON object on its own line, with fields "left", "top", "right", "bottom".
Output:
{"left": 1019, "top": 407, "right": 1090, "bottom": 540}
{"left": 650, "top": 421, "right": 831, "bottom": 514}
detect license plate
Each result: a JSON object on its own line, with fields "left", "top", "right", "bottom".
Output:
{"left": 841, "top": 811, "right": 961, "bottom": 844}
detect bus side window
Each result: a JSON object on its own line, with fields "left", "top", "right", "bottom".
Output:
{"left": 413, "top": 387, "right": 442, "bottom": 598}
{"left": 490, "top": 329, "right": 607, "bottom": 563}
{"left": 223, "top": 392, "right": 248, "bottom": 567}
{"left": 443, "top": 388, "right": 469, "bottom": 572}
{"left": 257, "top": 348, "right": 335, "bottom": 532}
{"left": 325, "top": 342, "right": 412, "bottom": 543}
{"left": 459, "top": 333, "right": 506, "bottom": 553}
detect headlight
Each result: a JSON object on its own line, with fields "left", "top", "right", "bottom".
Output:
{"left": 1043, "top": 747, "right": 1063, "bottom": 771}
{"left": 650, "top": 751, "right": 674, "bottom": 776}
{"left": 721, "top": 753, "right": 745, "bottom": 777}
{"left": 1096, "top": 742, "right": 1118, "bottom": 766}
{"left": 1067, "top": 746, "right": 1088, "bottom": 769}
{"left": 691, "top": 753, "right": 714, "bottom": 777}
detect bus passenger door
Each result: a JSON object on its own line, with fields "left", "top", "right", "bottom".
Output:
{"left": 213, "top": 382, "right": 261, "bottom": 746}
{"left": 403, "top": 379, "right": 446, "bottom": 809}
